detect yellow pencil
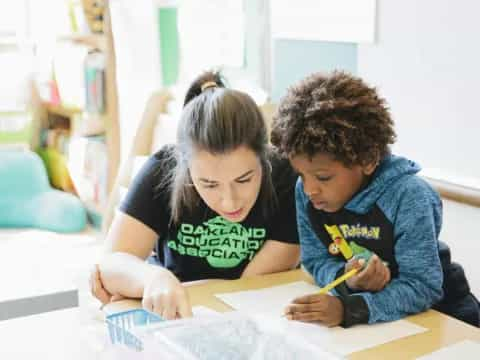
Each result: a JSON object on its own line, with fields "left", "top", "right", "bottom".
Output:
{"left": 318, "top": 268, "right": 359, "bottom": 294}
{"left": 282, "top": 268, "right": 360, "bottom": 318}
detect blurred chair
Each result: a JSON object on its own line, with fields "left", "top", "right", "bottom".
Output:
{"left": 0, "top": 150, "right": 87, "bottom": 232}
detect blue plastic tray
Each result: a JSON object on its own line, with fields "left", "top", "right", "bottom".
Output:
{"left": 106, "top": 309, "right": 163, "bottom": 351}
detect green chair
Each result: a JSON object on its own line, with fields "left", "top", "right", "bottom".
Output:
{"left": 0, "top": 150, "right": 87, "bottom": 232}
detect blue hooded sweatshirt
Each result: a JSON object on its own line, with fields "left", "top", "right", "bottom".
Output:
{"left": 296, "top": 154, "right": 445, "bottom": 326}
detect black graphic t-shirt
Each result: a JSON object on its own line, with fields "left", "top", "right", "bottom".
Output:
{"left": 120, "top": 145, "right": 299, "bottom": 281}
{"left": 307, "top": 204, "right": 399, "bottom": 278}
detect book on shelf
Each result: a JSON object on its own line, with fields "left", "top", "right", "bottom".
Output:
{"left": 67, "top": 0, "right": 89, "bottom": 34}
{"left": 37, "top": 147, "right": 75, "bottom": 193}
{"left": 53, "top": 42, "right": 87, "bottom": 109}
{"left": 81, "top": 0, "right": 105, "bottom": 34}
{"left": 72, "top": 114, "right": 105, "bottom": 137}
{"left": 67, "top": 135, "right": 108, "bottom": 219}
{"left": 84, "top": 51, "right": 106, "bottom": 114}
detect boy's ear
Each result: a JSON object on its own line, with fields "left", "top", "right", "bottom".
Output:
{"left": 362, "top": 161, "right": 377, "bottom": 176}
{"left": 362, "top": 153, "right": 380, "bottom": 176}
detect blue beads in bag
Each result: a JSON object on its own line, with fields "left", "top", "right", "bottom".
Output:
{"left": 106, "top": 309, "right": 163, "bottom": 351}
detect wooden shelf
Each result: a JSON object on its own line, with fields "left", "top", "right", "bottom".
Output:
{"left": 57, "top": 33, "right": 106, "bottom": 51}
{"left": 36, "top": 4, "right": 120, "bottom": 231}
{"left": 44, "top": 103, "right": 83, "bottom": 118}
{"left": 71, "top": 114, "right": 106, "bottom": 137}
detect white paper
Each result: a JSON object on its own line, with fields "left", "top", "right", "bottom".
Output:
{"left": 215, "top": 281, "right": 322, "bottom": 316}
{"left": 215, "top": 281, "right": 428, "bottom": 356}
{"left": 328, "top": 320, "right": 427, "bottom": 356}
{"left": 271, "top": 0, "right": 376, "bottom": 43}
{"left": 416, "top": 340, "right": 480, "bottom": 360}
{"left": 191, "top": 306, "right": 219, "bottom": 317}
{"left": 252, "top": 314, "right": 427, "bottom": 356}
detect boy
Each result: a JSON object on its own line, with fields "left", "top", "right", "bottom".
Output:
{"left": 271, "top": 71, "right": 479, "bottom": 327}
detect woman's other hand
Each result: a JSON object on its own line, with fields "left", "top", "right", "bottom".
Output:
{"left": 89, "top": 264, "right": 125, "bottom": 305}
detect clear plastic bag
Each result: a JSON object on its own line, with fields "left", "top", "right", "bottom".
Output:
{"left": 132, "top": 312, "right": 340, "bottom": 360}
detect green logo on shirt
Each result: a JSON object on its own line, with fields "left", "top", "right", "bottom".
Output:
{"left": 167, "top": 216, "right": 266, "bottom": 268}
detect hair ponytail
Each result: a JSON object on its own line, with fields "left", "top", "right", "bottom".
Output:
{"left": 183, "top": 71, "right": 225, "bottom": 106}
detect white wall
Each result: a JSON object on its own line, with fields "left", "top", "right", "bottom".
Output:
{"left": 441, "top": 200, "right": 480, "bottom": 298}
{"left": 358, "top": 0, "right": 480, "bottom": 182}
{"left": 110, "top": 0, "right": 162, "bottom": 163}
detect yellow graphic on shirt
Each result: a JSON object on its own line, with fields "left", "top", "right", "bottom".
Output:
{"left": 325, "top": 224, "right": 353, "bottom": 259}
{"left": 325, "top": 224, "right": 381, "bottom": 258}
{"left": 167, "top": 216, "right": 266, "bottom": 268}
{"left": 328, "top": 242, "right": 341, "bottom": 255}
{"left": 339, "top": 224, "right": 380, "bottom": 240}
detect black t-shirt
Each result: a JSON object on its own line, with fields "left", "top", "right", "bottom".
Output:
{"left": 307, "top": 204, "right": 399, "bottom": 278}
{"left": 119, "top": 145, "right": 299, "bottom": 281}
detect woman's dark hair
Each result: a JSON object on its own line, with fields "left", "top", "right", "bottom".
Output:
{"left": 168, "top": 71, "right": 275, "bottom": 222}
{"left": 271, "top": 71, "right": 396, "bottom": 167}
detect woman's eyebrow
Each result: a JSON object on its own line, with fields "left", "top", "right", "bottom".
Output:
{"left": 198, "top": 178, "right": 218, "bottom": 184}
{"left": 235, "top": 169, "right": 254, "bottom": 181}
{"left": 198, "top": 169, "right": 255, "bottom": 184}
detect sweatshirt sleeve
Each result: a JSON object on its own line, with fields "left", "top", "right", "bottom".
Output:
{"left": 358, "top": 179, "right": 444, "bottom": 323}
{"left": 295, "top": 180, "right": 345, "bottom": 287}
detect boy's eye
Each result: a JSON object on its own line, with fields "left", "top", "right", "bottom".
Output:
{"left": 203, "top": 183, "right": 218, "bottom": 189}
{"left": 315, "top": 175, "right": 332, "bottom": 182}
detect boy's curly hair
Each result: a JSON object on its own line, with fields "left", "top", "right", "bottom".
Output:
{"left": 271, "top": 71, "right": 396, "bottom": 167}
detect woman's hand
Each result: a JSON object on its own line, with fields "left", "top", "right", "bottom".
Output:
{"left": 345, "top": 254, "right": 391, "bottom": 292}
{"left": 284, "top": 293, "right": 344, "bottom": 327}
{"left": 142, "top": 270, "right": 193, "bottom": 320}
{"left": 89, "top": 265, "right": 125, "bottom": 305}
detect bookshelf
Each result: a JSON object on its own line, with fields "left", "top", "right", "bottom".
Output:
{"left": 37, "top": 1, "right": 119, "bottom": 229}
{"left": 57, "top": 33, "right": 106, "bottom": 51}
{"left": 44, "top": 103, "right": 82, "bottom": 118}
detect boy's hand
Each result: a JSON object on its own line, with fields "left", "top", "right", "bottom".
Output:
{"left": 283, "top": 294, "right": 344, "bottom": 327}
{"left": 345, "top": 254, "right": 390, "bottom": 292}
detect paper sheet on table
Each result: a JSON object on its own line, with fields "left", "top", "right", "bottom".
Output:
{"left": 329, "top": 320, "right": 427, "bottom": 356}
{"left": 215, "top": 281, "right": 428, "bottom": 356}
{"left": 416, "top": 340, "right": 480, "bottom": 360}
{"left": 251, "top": 313, "right": 427, "bottom": 356}
{"left": 215, "top": 281, "right": 322, "bottom": 316}
{"left": 191, "top": 306, "right": 219, "bottom": 317}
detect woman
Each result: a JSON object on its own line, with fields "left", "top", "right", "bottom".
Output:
{"left": 91, "top": 72, "right": 300, "bottom": 319}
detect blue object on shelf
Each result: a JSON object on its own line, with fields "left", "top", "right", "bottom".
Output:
{"left": 106, "top": 309, "right": 164, "bottom": 351}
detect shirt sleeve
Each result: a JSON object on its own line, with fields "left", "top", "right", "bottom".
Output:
{"left": 295, "top": 179, "right": 344, "bottom": 284}
{"left": 119, "top": 148, "right": 172, "bottom": 236}
{"left": 358, "top": 179, "right": 444, "bottom": 324}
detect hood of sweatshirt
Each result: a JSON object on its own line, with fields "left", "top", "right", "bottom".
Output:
{"left": 344, "top": 154, "right": 421, "bottom": 214}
